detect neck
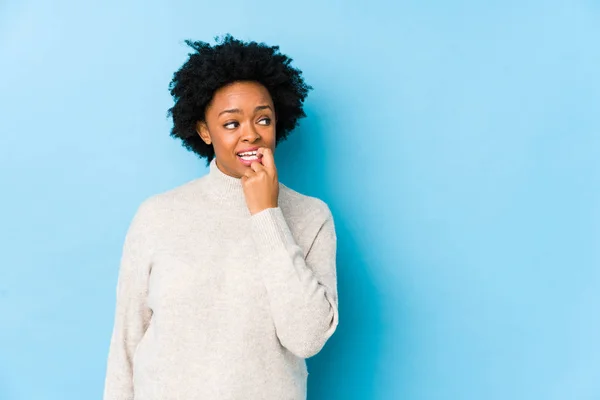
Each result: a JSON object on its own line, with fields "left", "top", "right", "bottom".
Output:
{"left": 206, "top": 158, "right": 250, "bottom": 214}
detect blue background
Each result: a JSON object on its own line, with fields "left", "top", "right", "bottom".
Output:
{"left": 1, "top": 0, "right": 598, "bottom": 399}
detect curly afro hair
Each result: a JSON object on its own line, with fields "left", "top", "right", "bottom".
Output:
{"left": 167, "top": 34, "right": 313, "bottom": 164}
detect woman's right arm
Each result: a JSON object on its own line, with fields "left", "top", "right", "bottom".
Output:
{"left": 103, "top": 201, "right": 154, "bottom": 400}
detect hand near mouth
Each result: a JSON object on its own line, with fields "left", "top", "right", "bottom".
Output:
{"left": 241, "top": 147, "right": 279, "bottom": 215}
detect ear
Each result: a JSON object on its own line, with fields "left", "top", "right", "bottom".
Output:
{"left": 196, "top": 121, "right": 212, "bottom": 145}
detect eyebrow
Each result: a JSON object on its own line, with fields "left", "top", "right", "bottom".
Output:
{"left": 218, "top": 105, "right": 273, "bottom": 117}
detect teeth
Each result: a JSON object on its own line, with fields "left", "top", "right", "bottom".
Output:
{"left": 238, "top": 151, "right": 258, "bottom": 156}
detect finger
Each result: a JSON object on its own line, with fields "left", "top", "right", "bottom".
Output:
{"left": 258, "top": 147, "right": 276, "bottom": 174}
{"left": 250, "top": 160, "right": 265, "bottom": 173}
{"left": 242, "top": 168, "right": 255, "bottom": 179}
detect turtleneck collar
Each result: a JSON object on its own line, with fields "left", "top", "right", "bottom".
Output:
{"left": 205, "top": 158, "right": 250, "bottom": 214}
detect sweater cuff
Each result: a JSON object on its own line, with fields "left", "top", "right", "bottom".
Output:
{"left": 250, "top": 207, "right": 296, "bottom": 257}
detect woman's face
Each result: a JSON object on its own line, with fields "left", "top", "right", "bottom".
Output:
{"left": 197, "top": 80, "right": 276, "bottom": 179}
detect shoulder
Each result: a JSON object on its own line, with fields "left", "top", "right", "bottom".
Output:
{"left": 279, "top": 183, "right": 334, "bottom": 226}
{"left": 132, "top": 177, "right": 207, "bottom": 220}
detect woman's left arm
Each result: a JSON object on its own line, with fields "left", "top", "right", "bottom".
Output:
{"left": 250, "top": 205, "right": 339, "bottom": 359}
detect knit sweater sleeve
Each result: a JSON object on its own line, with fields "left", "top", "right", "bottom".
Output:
{"left": 250, "top": 204, "right": 339, "bottom": 359}
{"left": 103, "top": 201, "right": 154, "bottom": 400}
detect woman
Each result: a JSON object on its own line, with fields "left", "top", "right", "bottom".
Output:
{"left": 103, "top": 34, "right": 339, "bottom": 400}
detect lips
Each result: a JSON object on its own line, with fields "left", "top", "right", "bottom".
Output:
{"left": 236, "top": 148, "right": 263, "bottom": 166}
{"left": 236, "top": 146, "right": 260, "bottom": 155}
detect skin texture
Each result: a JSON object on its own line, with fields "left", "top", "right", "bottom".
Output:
{"left": 196, "top": 81, "right": 280, "bottom": 215}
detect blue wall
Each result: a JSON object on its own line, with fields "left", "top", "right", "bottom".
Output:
{"left": 1, "top": 1, "right": 598, "bottom": 399}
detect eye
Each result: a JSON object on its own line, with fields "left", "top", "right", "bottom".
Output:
{"left": 223, "top": 121, "right": 239, "bottom": 129}
{"left": 257, "top": 117, "right": 271, "bottom": 126}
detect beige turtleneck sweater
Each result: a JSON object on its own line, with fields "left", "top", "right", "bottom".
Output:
{"left": 102, "top": 158, "right": 339, "bottom": 400}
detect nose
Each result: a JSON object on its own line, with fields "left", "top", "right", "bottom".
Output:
{"left": 240, "top": 123, "right": 261, "bottom": 142}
